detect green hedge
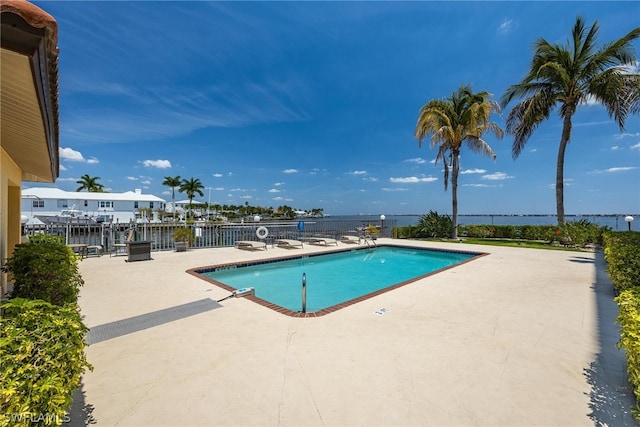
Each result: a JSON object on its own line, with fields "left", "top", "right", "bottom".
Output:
{"left": 603, "top": 232, "right": 640, "bottom": 292}
{"left": 615, "top": 288, "right": 640, "bottom": 421}
{"left": 1, "top": 235, "right": 84, "bottom": 306}
{"left": 0, "top": 299, "right": 92, "bottom": 426}
{"left": 604, "top": 231, "right": 640, "bottom": 421}
{"left": 457, "top": 221, "right": 608, "bottom": 246}
{"left": 397, "top": 222, "right": 609, "bottom": 246}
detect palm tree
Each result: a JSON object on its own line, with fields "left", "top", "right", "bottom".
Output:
{"left": 76, "top": 174, "right": 104, "bottom": 192}
{"left": 162, "top": 175, "right": 181, "bottom": 221}
{"left": 179, "top": 177, "right": 204, "bottom": 219}
{"left": 415, "top": 85, "right": 503, "bottom": 239}
{"left": 501, "top": 17, "right": 640, "bottom": 226}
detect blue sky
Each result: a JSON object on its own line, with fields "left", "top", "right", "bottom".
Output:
{"left": 32, "top": 1, "right": 640, "bottom": 215}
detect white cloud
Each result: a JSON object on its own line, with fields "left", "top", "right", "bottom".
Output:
{"left": 142, "top": 159, "right": 171, "bottom": 169}
{"left": 127, "top": 176, "right": 138, "bottom": 181}
{"left": 497, "top": 18, "right": 514, "bottom": 34}
{"left": 382, "top": 187, "right": 409, "bottom": 192}
{"left": 86, "top": 157, "right": 100, "bottom": 164}
{"left": 283, "top": 169, "right": 298, "bottom": 174}
{"left": 59, "top": 147, "right": 85, "bottom": 162}
{"left": 213, "top": 173, "right": 223, "bottom": 178}
{"left": 389, "top": 176, "right": 438, "bottom": 183}
{"left": 482, "top": 172, "right": 513, "bottom": 180}
{"left": 621, "top": 61, "right": 640, "bottom": 74}
{"left": 350, "top": 170, "right": 367, "bottom": 176}
{"left": 616, "top": 132, "right": 640, "bottom": 140}
{"left": 59, "top": 164, "right": 67, "bottom": 171}
{"left": 529, "top": 148, "right": 538, "bottom": 153}
{"left": 274, "top": 182, "right": 285, "bottom": 186}
{"left": 600, "top": 166, "right": 638, "bottom": 173}
{"left": 611, "top": 146, "right": 621, "bottom": 150}
{"left": 268, "top": 188, "right": 280, "bottom": 193}
{"left": 460, "top": 168, "right": 487, "bottom": 174}
{"left": 141, "top": 180, "right": 151, "bottom": 185}
{"left": 462, "top": 184, "right": 493, "bottom": 188}
{"left": 57, "top": 177, "right": 76, "bottom": 182}
{"left": 631, "top": 143, "right": 640, "bottom": 150}
{"left": 162, "top": 190, "right": 171, "bottom": 195}
{"left": 363, "top": 177, "right": 378, "bottom": 182}
{"left": 405, "top": 157, "right": 426, "bottom": 164}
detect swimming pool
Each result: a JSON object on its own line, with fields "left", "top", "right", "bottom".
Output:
{"left": 192, "top": 245, "right": 484, "bottom": 316}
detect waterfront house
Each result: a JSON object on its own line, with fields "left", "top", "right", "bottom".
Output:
{"left": 22, "top": 187, "right": 167, "bottom": 225}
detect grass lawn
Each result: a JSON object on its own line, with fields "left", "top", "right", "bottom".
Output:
{"left": 457, "top": 238, "right": 586, "bottom": 251}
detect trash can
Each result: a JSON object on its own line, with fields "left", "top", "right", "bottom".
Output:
{"left": 126, "top": 240, "right": 152, "bottom": 262}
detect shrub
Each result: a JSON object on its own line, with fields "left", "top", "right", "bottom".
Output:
{"left": 603, "top": 232, "right": 640, "bottom": 292}
{"left": 563, "top": 220, "right": 610, "bottom": 247}
{"left": 615, "top": 288, "right": 640, "bottom": 421}
{"left": 1, "top": 235, "right": 84, "bottom": 306}
{"left": 0, "top": 299, "right": 92, "bottom": 426}
{"left": 172, "top": 227, "right": 195, "bottom": 245}
{"left": 415, "top": 211, "right": 452, "bottom": 238}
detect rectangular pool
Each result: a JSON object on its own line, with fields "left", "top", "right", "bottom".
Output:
{"left": 192, "top": 245, "right": 484, "bottom": 316}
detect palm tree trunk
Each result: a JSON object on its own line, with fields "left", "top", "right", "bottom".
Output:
{"left": 556, "top": 115, "right": 573, "bottom": 227}
{"left": 451, "top": 151, "right": 459, "bottom": 239}
{"left": 172, "top": 188, "right": 176, "bottom": 221}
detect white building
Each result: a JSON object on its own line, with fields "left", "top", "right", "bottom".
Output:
{"left": 21, "top": 187, "right": 166, "bottom": 225}
{"left": 165, "top": 199, "right": 206, "bottom": 219}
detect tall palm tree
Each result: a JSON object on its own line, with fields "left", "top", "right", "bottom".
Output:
{"left": 415, "top": 85, "right": 503, "bottom": 239}
{"left": 76, "top": 174, "right": 104, "bottom": 192}
{"left": 501, "top": 17, "right": 640, "bottom": 226}
{"left": 162, "top": 175, "right": 181, "bottom": 221}
{"left": 179, "top": 177, "right": 204, "bottom": 219}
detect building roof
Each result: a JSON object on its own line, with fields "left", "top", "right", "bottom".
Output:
{"left": 23, "top": 187, "right": 166, "bottom": 203}
{"left": 1, "top": 0, "right": 60, "bottom": 182}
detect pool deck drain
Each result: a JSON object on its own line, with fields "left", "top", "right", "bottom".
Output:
{"left": 86, "top": 299, "right": 221, "bottom": 344}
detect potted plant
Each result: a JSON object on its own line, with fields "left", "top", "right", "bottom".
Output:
{"left": 365, "top": 224, "right": 380, "bottom": 240}
{"left": 173, "top": 227, "right": 194, "bottom": 252}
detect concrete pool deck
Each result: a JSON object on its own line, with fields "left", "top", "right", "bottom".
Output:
{"left": 70, "top": 239, "right": 636, "bottom": 426}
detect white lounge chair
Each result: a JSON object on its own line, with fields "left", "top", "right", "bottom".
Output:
{"left": 340, "top": 235, "right": 360, "bottom": 244}
{"left": 236, "top": 240, "right": 267, "bottom": 251}
{"left": 307, "top": 237, "right": 338, "bottom": 246}
{"left": 276, "top": 239, "right": 303, "bottom": 249}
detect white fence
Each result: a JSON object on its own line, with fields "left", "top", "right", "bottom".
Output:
{"left": 23, "top": 218, "right": 397, "bottom": 253}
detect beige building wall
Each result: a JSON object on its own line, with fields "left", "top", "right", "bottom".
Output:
{"left": 1, "top": 147, "right": 23, "bottom": 296}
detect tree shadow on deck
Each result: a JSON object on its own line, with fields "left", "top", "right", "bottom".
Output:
{"left": 584, "top": 251, "right": 636, "bottom": 426}
{"left": 68, "top": 381, "right": 96, "bottom": 426}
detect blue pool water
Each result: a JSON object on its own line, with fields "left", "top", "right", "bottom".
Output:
{"left": 202, "top": 246, "right": 480, "bottom": 313}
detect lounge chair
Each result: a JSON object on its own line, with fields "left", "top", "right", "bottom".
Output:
{"left": 111, "top": 229, "right": 134, "bottom": 256}
{"left": 236, "top": 240, "right": 267, "bottom": 251}
{"left": 276, "top": 239, "right": 303, "bottom": 249}
{"left": 340, "top": 235, "right": 360, "bottom": 244}
{"left": 307, "top": 237, "right": 338, "bottom": 246}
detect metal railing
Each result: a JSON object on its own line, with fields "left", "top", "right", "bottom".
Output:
{"left": 23, "top": 218, "right": 397, "bottom": 253}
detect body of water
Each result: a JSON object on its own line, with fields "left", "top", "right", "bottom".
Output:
{"left": 320, "top": 214, "right": 639, "bottom": 231}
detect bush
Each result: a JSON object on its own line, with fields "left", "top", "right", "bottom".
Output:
{"left": 0, "top": 299, "right": 92, "bottom": 426}
{"left": 615, "top": 288, "right": 640, "bottom": 421}
{"left": 415, "top": 211, "right": 452, "bottom": 239}
{"left": 1, "top": 235, "right": 84, "bottom": 306}
{"left": 603, "top": 232, "right": 640, "bottom": 292}
{"left": 172, "top": 227, "right": 195, "bottom": 245}
{"left": 604, "top": 231, "right": 640, "bottom": 421}
{"left": 563, "top": 219, "right": 609, "bottom": 247}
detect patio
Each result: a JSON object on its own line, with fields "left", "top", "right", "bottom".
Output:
{"left": 70, "top": 239, "right": 636, "bottom": 426}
